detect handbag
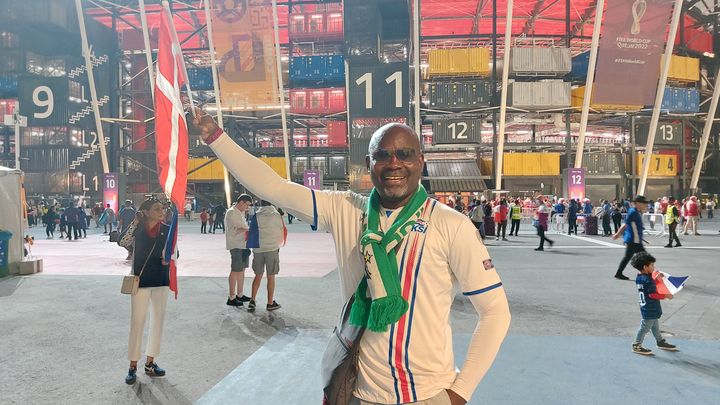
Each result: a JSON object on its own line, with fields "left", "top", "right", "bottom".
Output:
{"left": 321, "top": 295, "right": 365, "bottom": 405}
{"left": 121, "top": 238, "right": 158, "bottom": 295}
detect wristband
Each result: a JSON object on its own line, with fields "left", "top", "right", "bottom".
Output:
{"left": 205, "top": 127, "right": 224, "bottom": 145}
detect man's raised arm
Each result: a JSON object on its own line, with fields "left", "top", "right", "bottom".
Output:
{"left": 194, "top": 109, "right": 315, "bottom": 223}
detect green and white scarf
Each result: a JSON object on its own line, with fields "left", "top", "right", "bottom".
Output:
{"left": 349, "top": 185, "right": 428, "bottom": 332}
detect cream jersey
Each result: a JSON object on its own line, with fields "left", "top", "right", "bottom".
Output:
{"left": 312, "top": 190, "right": 503, "bottom": 404}
{"left": 208, "top": 132, "right": 509, "bottom": 403}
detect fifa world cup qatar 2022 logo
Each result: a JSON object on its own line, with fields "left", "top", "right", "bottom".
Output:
{"left": 631, "top": 0, "right": 647, "bottom": 35}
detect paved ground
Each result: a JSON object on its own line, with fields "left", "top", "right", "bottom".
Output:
{"left": 1, "top": 216, "right": 718, "bottom": 404}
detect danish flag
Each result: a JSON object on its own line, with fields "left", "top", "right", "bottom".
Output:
{"left": 155, "top": 3, "right": 190, "bottom": 298}
{"left": 155, "top": 3, "right": 189, "bottom": 215}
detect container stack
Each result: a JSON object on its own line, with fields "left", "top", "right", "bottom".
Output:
{"left": 508, "top": 47, "right": 571, "bottom": 110}
{"left": 286, "top": 1, "right": 348, "bottom": 184}
{"left": 426, "top": 48, "right": 493, "bottom": 111}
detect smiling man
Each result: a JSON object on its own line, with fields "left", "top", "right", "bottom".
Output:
{"left": 195, "top": 112, "right": 510, "bottom": 405}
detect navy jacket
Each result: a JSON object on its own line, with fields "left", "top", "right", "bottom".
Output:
{"left": 133, "top": 224, "right": 171, "bottom": 288}
{"left": 636, "top": 274, "right": 662, "bottom": 319}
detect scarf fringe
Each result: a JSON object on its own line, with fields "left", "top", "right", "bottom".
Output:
{"left": 366, "top": 295, "right": 409, "bottom": 332}
{"left": 349, "top": 280, "right": 370, "bottom": 326}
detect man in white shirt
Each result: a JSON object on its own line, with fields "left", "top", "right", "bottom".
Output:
{"left": 224, "top": 194, "right": 253, "bottom": 307}
{"left": 195, "top": 110, "right": 510, "bottom": 405}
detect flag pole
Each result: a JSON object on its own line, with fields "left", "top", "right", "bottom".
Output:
{"left": 272, "top": 0, "right": 291, "bottom": 180}
{"left": 138, "top": 0, "right": 155, "bottom": 99}
{"left": 161, "top": 0, "right": 196, "bottom": 119}
{"left": 203, "top": 0, "right": 233, "bottom": 207}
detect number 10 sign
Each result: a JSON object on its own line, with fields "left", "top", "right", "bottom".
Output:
{"left": 564, "top": 168, "right": 585, "bottom": 200}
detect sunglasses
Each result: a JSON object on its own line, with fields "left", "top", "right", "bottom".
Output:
{"left": 370, "top": 148, "right": 418, "bottom": 163}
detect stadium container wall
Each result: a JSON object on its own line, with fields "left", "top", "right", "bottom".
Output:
{"left": 289, "top": 55, "right": 345, "bottom": 86}
{"left": 428, "top": 81, "right": 494, "bottom": 109}
{"left": 510, "top": 47, "right": 571, "bottom": 75}
{"left": 0, "top": 99, "right": 16, "bottom": 116}
{"left": 427, "top": 48, "right": 490, "bottom": 77}
{"left": 571, "top": 86, "right": 643, "bottom": 111}
{"left": 327, "top": 120, "right": 348, "bottom": 147}
{"left": 187, "top": 67, "right": 214, "bottom": 91}
{"left": 661, "top": 87, "right": 699, "bottom": 113}
{"left": 508, "top": 80, "right": 570, "bottom": 109}
{"left": 289, "top": 88, "right": 346, "bottom": 114}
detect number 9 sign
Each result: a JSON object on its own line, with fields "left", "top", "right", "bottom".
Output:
{"left": 19, "top": 76, "right": 68, "bottom": 125}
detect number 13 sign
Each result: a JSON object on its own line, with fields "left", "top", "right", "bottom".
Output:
{"left": 349, "top": 63, "right": 409, "bottom": 119}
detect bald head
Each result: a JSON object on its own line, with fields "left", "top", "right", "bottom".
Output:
{"left": 368, "top": 123, "right": 421, "bottom": 155}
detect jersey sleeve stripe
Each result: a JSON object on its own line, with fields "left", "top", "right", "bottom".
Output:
{"left": 462, "top": 282, "right": 503, "bottom": 296}
{"left": 310, "top": 189, "right": 318, "bottom": 231}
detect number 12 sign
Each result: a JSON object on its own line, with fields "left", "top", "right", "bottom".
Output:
{"left": 566, "top": 168, "right": 585, "bottom": 200}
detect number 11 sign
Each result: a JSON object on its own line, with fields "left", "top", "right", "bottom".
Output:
{"left": 303, "top": 169, "right": 321, "bottom": 191}
{"left": 565, "top": 168, "right": 586, "bottom": 200}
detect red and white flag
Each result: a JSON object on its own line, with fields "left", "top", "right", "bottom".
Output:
{"left": 154, "top": 4, "right": 189, "bottom": 214}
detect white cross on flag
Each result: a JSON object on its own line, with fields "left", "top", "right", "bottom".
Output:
{"left": 154, "top": 4, "right": 189, "bottom": 214}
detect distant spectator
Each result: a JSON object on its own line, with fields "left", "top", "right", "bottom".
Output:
{"left": 200, "top": 208, "right": 209, "bottom": 234}
{"left": 248, "top": 200, "right": 286, "bottom": 312}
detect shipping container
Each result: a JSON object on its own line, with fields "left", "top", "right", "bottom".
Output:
{"left": 508, "top": 80, "right": 570, "bottom": 110}
{"left": 660, "top": 86, "right": 699, "bottom": 113}
{"left": 289, "top": 55, "right": 345, "bottom": 86}
{"left": 428, "top": 81, "right": 494, "bottom": 109}
{"left": 328, "top": 156, "right": 346, "bottom": 178}
{"left": 503, "top": 153, "right": 560, "bottom": 176}
{"left": 428, "top": 48, "right": 490, "bottom": 77}
{"left": 0, "top": 49, "right": 24, "bottom": 74}
{"left": 667, "top": 55, "right": 700, "bottom": 83}
{"left": 187, "top": 67, "right": 214, "bottom": 91}
{"left": 288, "top": 12, "right": 343, "bottom": 41}
{"left": 510, "top": 47, "right": 571, "bottom": 76}
{"left": 0, "top": 75, "right": 18, "bottom": 95}
{"left": 327, "top": 120, "right": 348, "bottom": 147}
{"left": 582, "top": 153, "right": 624, "bottom": 174}
{"left": 569, "top": 51, "right": 589, "bottom": 81}
{"left": 289, "top": 88, "right": 346, "bottom": 114}
{"left": 571, "top": 86, "right": 643, "bottom": 111}
{"left": 0, "top": 99, "right": 16, "bottom": 117}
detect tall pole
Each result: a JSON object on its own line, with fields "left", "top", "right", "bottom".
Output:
{"left": 272, "top": 0, "right": 291, "bottom": 181}
{"left": 203, "top": 0, "right": 232, "bottom": 206}
{"left": 637, "top": 0, "right": 683, "bottom": 196}
{"left": 13, "top": 105, "right": 20, "bottom": 169}
{"left": 690, "top": 65, "right": 720, "bottom": 192}
{"left": 413, "top": 0, "right": 421, "bottom": 135}
{"left": 75, "top": 0, "right": 110, "bottom": 174}
{"left": 574, "top": 0, "right": 604, "bottom": 168}
{"left": 494, "top": 0, "right": 513, "bottom": 191}
{"left": 138, "top": 0, "right": 155, "bottom": 99}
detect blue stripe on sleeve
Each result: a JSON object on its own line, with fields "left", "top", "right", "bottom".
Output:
{"left": 310, "top": 189, "right": 318, "bottom": 231}
{"left": 463, "top": 282, "right": 503, "bottom": 296}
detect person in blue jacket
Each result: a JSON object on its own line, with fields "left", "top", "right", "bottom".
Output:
{"left": 612, "top": 196, "right": 648, "bottom": 280}
{"left": 630, "top": 252, "right": 677, "bottom": 355}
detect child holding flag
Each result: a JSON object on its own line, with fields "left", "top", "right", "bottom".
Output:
{"left": 630, "top": 252, "right": 678, "bottom": 355}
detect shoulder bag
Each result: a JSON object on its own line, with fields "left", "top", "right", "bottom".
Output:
{"left": 121, "top": 238, "right": 158, "bottom": 295}
{"left": 321, "top": 294, "right": 365, "bottom": 405}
